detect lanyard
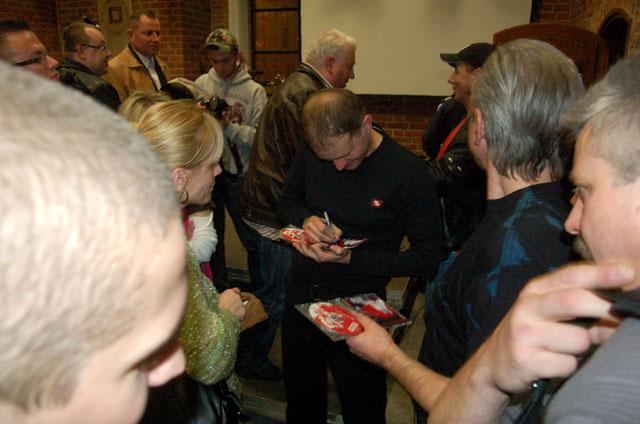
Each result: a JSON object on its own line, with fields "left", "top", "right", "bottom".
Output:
{"left": 436, "top": 117, "right": 468, "bottom": 160}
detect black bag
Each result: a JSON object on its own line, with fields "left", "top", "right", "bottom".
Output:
{"left": 140, "top": 374, "right": 249, "bottom": 424}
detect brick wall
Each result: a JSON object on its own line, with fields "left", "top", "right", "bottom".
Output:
{"left": 540, "top": 0, "right": 640, "bottom": 54}
{"left": 361, "top": 95, "right": 442, "bottom": 156}
{"left": 211, "top": 0, "right": 228, "bottom": 28}
{"left": 537, "top": 0, "right": 573, "bottom": 23}
{"left": 0, "top": 0, "right": 61, "bottom": 60}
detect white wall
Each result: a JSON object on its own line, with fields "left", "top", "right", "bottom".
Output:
{"left": 301, "top": 0, "right": 532, "bottom": 95}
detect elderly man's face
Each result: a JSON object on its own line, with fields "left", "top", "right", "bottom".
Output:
{"left": 327, "top": 46, "right": 355, "bottom": 88}
{"left": 565, "top": 124, "right": 640, "bottom": 262}
{"left": 129, "top": 15, "right": 161, "bottom": 58}
{"left": 7, "top": 31, "right": 59, "bottom": 80}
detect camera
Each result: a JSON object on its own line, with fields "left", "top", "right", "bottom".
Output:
{"left": 201, "top": 96, "right": 230, "bottom": 119}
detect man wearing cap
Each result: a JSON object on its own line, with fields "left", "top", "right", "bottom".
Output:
{"left": 58, "top": 22, "right": 120, "bottom": 110}
{"left": 195, "top": 29, "right": 267, "bottom": 294}
{"left": 103, "top": 10, "right": 170, "bottom": 101}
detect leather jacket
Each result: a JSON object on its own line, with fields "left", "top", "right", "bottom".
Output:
{"left": 58, "top": 59, "right": 121, "bottom": 110}
{"left": 425, "top": 121, "right": 486, "bottom": 251}
{"left": 239, "top": 63, "right": 327, "bottom": 227}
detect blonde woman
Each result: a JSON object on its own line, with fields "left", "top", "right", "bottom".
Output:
{"left": 134, "top": 100, "right": 246, "bottom": 423}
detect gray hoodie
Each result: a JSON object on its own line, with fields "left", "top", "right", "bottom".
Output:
{"left": 195, "top": 65, "right": 267, "bottom": 175}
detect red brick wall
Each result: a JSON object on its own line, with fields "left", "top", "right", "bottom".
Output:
{"left": 0, "top": 0, "right": 61, "bottom": 61}
{"left": 537, "top": 0, "right": 573, "bottom": 23}
{"left": 212, "top": 0, "right": 228, "bottom": 28}
{"left": 361, "top": 95, "right": 442, "bottom": 156}
{"left": 539, "top": 0, "right": 640, "bottom": 54}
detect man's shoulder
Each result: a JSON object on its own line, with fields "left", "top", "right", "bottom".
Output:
{"left": 109, "top": 48, "right": 138, "bottom": 69}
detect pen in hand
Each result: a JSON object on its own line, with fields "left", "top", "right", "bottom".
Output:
{"left": 323, "top": 211, "right": 338, "bottom": 243}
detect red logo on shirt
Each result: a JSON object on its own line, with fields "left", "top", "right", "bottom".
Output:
{"left": 370, "top": 198, "right": 384, "bottom": 208}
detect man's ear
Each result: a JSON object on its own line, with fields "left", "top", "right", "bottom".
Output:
{"left": 362, "top": 114, "right": 373, "bottom": 132}
{"left": 324, "top": 56, "right": 336, "bottom": 73}
{"left": 171, "top": 167, "right": 188, "bottom": 193}
{"left": 127, "top": 28, "right": 134, "bottom": 41}
{"left": 473, "top": 108, "right": 486, "bottom": 147}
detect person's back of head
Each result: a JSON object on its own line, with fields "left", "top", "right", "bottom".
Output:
{"left": 136, "top": 100, "right": 224, "bottom": 172}
{"left": 563, "top": 53, "right": 640, "bottom": 183}
{"left": 119, "top": 90, "right": 170, "bottom": 123}
{"left": 0, "top": 61, "right": 186, "bottom": 423}
{"left": 472, "top": 39, "right": 585, "bottom": 181}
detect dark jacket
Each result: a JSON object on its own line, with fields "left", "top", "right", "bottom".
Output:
{"left": 238, "top": 63, "right": 328, "bottom": 227}
{"left": 58, "top": 59, "right": 120, "bottom": 111}
{"left": 425, "top": 121, "right": 486, "bottom": 251}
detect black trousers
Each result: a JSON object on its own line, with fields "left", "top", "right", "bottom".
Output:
{"left": 281, "top": 273, "right": 387, "bottom": 424}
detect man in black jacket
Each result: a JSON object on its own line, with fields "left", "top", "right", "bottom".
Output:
{"left": 58, "top": 22, "right": 120, "bottom": 110}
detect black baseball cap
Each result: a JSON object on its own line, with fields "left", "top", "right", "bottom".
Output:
{"left": 440, "top": 43, "right": 495, "bottom": 69}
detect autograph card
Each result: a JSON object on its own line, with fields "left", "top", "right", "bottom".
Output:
{"left": 279, "top": 225, "right": 367, "bottom": 249}
{"left": 295, "top": 293, "right": 410, "bottom": 341}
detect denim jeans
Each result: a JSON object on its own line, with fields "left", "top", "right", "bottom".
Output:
{"left": 210, "top": 172, "right": 262, "bottom": 291}
{"left": 235, "top": 235, "right": 292, "bottom": 374}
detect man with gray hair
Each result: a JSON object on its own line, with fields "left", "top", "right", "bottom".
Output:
{"left": 0, "top": 61, "right": 186, "bottom": 423}
{"left": 347, "top": 39, "right": 583, "bottom": 420}
{"left": 235, "top": 28, "right": 356, "bottom": 380}
{"left": 425, "top": 53, "right": 640, "bottom": 424}
{"left": 58, "top": 22, "right": 120, "bottom": 110}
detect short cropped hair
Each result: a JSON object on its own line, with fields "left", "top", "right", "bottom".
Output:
{"left": 129, "top": 9, "right": 157, "bottom": 30}
{"left": 472, "top": 39, "right": 584, "bottom": 181}
{"left": 0, "top": 20, "right": 31, "bottom": 61}
{"left": 563, "top": 54, "right": 640, "bottom": 183}
{"left": 137, "top": 100, "right": 224, "bottom": 172}
{"left": 0, "top": 61, "right": 179, "bottom": 410}
{"left": 119, "top": 90, "right": 170, "bottom": 123}
{"left": 62, "top": 22, "right": 95, "bottom": 53}
{"left": 305, "top": 28, "right": 356, "bottom": 66}
{"left": 302, "top": 88, "right": 365, "bottom": 152}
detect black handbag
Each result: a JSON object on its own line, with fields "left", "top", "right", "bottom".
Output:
{"left": 140, "top": 374, "right": 250, "bottom": 424}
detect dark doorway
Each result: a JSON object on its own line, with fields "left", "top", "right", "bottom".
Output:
{"left": 600, "top": 13, "right": 629, "bottom": 66}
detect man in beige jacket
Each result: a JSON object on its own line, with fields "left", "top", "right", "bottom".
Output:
{"left": 103, "top": 10, "right": 170, "bottom": 102}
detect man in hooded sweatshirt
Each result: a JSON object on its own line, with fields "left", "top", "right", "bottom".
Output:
{"left": 195, "top": 29, "right": 267, "bottom": 295}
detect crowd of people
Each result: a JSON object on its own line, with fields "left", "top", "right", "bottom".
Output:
{"left": 1, "top": 8, "right": 640, "bottom": 424}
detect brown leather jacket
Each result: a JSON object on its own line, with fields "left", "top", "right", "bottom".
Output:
{"left": 102, "top": 45, "right": 170, "bottom": 101}
{"left": 238, "top": 63, "right": 328, "bottom": 227}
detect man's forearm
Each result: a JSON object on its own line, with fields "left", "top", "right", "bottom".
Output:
{"left": 428, "top": 343, "right": 510, "bottom": 423}
{"left": 383, "top": 345, "right": 450, "bottom": 413}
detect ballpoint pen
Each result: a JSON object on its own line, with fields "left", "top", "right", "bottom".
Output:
{"left": 323, "top": 211, "right": 338, "bottom": 242}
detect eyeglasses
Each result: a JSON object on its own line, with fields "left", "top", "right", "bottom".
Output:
{"left": 82, "top": 44, "right": 108, "bottom": 52}
{"left": 13, "top": 53, "right": 47, "bottom": 67}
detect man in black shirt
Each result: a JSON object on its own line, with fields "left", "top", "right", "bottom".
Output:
{"left": 278, "top": 88, "right": 443, "bottom": 423}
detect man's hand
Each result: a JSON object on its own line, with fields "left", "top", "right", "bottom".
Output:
{"left": 478, "top": 262, "right": 633, "bottom": 395}
{"left": 292, "top": 232, "right": 351, "bottom": 264}
{"left": 428, "top": 262, "right": 635, "bottom": 424}
{"left": 302, "top": 215, "right": 342, "bottom": 244}
{"left": 346, "top": 313, "right": 401, "bottom": 369}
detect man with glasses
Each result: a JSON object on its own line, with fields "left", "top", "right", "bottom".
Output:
{"left": 58, "top": 22, "right": 120, "bottom": 110}
{"left": 0, "top": 20, "right": 59, "bottom": 81}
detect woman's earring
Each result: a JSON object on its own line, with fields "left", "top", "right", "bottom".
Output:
{"left": 178, "top": 190, "right": 189, "bottom": 204}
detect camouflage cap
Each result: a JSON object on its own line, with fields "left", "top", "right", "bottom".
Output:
{"left": 204, "top": 28, "right": 238, "bottom": 53}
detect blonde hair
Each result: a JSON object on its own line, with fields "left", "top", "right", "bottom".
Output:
{"left": 119, "top": 90, "right": 170, "bottom": 123}
{"left": 0, "top": 62, "right": 179, "bottom": 410}
{"left": 137, "top": 100, "right": 224, "bottom": 171}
